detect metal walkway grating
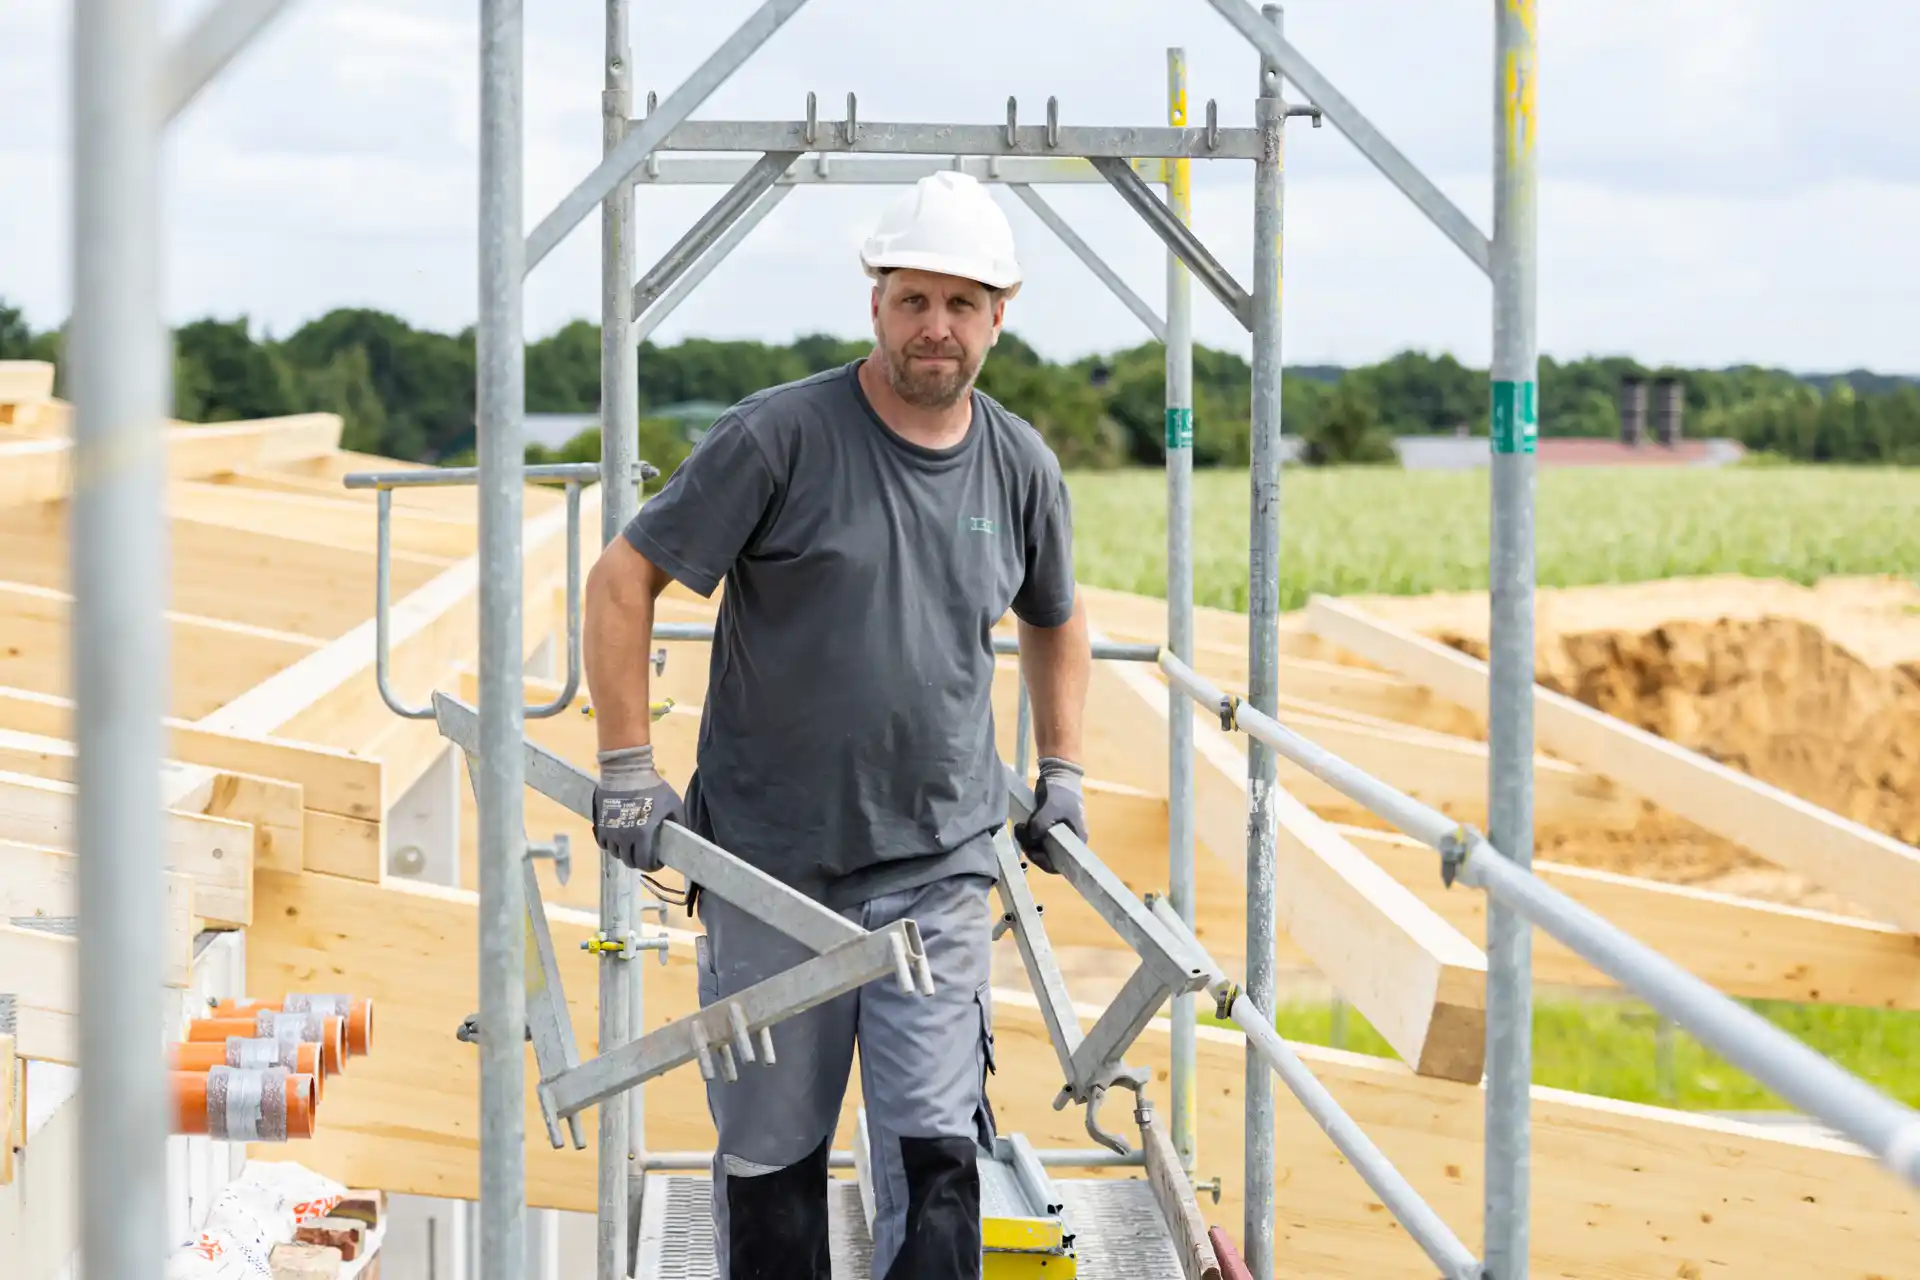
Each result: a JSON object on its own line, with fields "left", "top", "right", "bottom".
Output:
{"left": 632, "top": 1173, "right": 1183, "bottom": 1279}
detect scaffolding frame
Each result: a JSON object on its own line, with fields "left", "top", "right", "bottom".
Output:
{"left": 65, "top": 2, "right": 1920, "bottom": 1280}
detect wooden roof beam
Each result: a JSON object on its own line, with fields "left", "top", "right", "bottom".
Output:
{"left": 169, "top": 480, "right": 474, "bottom": 562}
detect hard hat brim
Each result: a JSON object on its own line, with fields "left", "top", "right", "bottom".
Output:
{"left": 861, "top": 249, "right": 1022, "bottom": 295}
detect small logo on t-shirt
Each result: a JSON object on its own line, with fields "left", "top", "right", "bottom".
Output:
{"left": 963, "top": 516, "right": 998, "bottom": 535}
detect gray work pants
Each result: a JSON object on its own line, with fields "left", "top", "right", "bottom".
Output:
{"left": 696, "top": 873, "right": 996, "bottom": 1280}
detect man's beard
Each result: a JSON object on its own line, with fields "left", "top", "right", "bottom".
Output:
{"left": 880, "top": 338, "right": 983, "bottom": 410}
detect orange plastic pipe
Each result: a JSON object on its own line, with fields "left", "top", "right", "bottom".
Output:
{"left": 171, "top": 1069, "right": 317, "bottom": 1140}
{"left": 169, "top": 1038, "right": 326, "bottom": 1099}
{"left": 210, "top": 995, "right": 374, "bottom": 1058}
{"left": 186, "top": 1013, "right": 346, "bottom": 1076}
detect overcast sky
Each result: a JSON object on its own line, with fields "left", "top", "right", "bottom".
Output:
{"left": 2, "top": 0, "right": 1915, "bottom": 372}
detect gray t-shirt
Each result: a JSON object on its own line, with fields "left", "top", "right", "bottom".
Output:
{"left": 624, "top": 360, "right": 1077, "bottom": 906}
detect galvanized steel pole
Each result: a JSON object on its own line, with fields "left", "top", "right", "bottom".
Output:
{"left": 477, "top": 0, "right": 529, "bottom": 1272}
{"left": 1485, "top": 0, "right": 1539, "bottom": 1275}
{"left": 1244, "top": 8, "right": 1286, "bottom": 1277}
{"left": 71, "top": 3, "right": 168, "bottom": 1278}
{"left": 1164, "top": 45, "right": 1200, "bottom": 1175}
{"left": 599, "top": 0, "right": 641, "bottom": 1271}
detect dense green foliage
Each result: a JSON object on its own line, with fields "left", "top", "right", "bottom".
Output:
{"left": 1068, "top": 464, "right": 1920, "bottom": 612}
{"left": 3, "top": 298, "right": 1915, "bottom": 467}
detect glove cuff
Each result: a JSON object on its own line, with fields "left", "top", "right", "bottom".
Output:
{"left": 1036, "top": 756, "right": 1084, "bottom": 794}
{"left": 598, "top": 744, "right": 654, "bottom": 790}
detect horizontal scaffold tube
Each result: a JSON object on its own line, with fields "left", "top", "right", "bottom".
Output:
{"left": 1143, "top": 897, "right": 1480, "bottom": 1279}
{"left": 1157, "top": 650, "right": 1920, "bottom": 1193}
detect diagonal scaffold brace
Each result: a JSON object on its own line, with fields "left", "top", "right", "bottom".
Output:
{"left": 996, "top": 767, "right": 1213, "bottom": 1156}
{"left": 432, "top": 693, "right": 936, "bottom": 1149}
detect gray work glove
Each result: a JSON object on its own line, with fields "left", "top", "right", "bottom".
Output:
{"left": 1013, "top": 757, "right": 1087, "bottom": 875}
{"left": 593, "top": 744, "right": 683, "bottom": 874}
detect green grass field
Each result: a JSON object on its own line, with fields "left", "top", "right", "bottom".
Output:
{"left": 1202, "top": 997, "right": 1920, "bottom": 1113}
{"left": 1065, "top": 464, "right": 1920, "bottom": 611}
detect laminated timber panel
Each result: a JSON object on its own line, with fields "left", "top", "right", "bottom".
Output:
{"left": 0, "top": 686, "right": 381, "bottom": 821}
{"left": 245, "top": 869, "right": 1920, "bottom": 1278}
{"left": 198, "top": 483, "right": 595, "bottom": 789}
{"left": 1306, "top": 596, "right": 1920, "bottom": 933}
{"left": 0, "top": 581, "right": 324, "bottom": 720}
{"left": 0, "top": 498, "right": 436, "bottom": 641}
{"left": 266, "top": 449, "right": 569, "bottom": 520}
{"left": 169, "top": 480, "right": 474, "bottom": 562}
{"left": 0, "top": 839, "right": 195, "bottom": 982}
{"left": 1342, "top": 823, "right": 1920, "bottom": 1011}
{"left": 0, "top": 770, "right": 252, "bottom": 928}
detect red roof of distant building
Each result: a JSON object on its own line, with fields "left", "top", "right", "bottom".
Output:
{"left": 1534, "top": 438, "right": 1735, "bottom": 467}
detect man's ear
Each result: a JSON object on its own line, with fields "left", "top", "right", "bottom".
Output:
{"left": 989, "top": 294, "right": 1008, "bottom": 345}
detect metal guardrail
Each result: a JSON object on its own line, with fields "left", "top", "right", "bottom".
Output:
{"left": 343, "top": 464, "right": 607, "bottom": 721}
{"left": 1158, "top": 649, "right": 1920, "bottom": 1195}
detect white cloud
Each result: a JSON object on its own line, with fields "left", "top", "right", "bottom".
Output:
{"left": 2, "top": 0, "right": 1915, "bottom": 374}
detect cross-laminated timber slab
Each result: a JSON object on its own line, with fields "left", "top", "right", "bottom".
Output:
{"left": 1305, "top": 596, "right": 1920, "bottom": 932}
{"left": 243, "top": 867, "right": 1919, "bottom": 1277}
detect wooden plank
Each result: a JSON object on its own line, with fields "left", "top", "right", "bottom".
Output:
{"left": 0, "top": 902, "right": 194, "bottom": 1065}
{"left": 0, "top": 496, "right": 437, "bottom": 641}
{"left": 0, "top": 414, "right": 343, "bottom": 508}
{"left": 0, "top": 841, "right": 194, "bottom": 985}
{"left": 170, "top": 480, "right": 474, "bottom": 562}
{"left": 1086, "top": 636, "right": 1489, "bottom": 1082}
{"left": 0, "top": 769, "right": 252, "bottom": 928}
{"left": 0, "top": 686, "right": 382, "bottom": 821}
{"left": 0, "top": 440, "right": 66, "bottom": 507}
{"left": 0, "top": 1034, "right": 12, "bottom": 1186}
{"left": 242, "top": 870, "right": 1920, "bottom": 1277}
{"left": 0, "top": 730, "right": 305, "bottom": 873}
{"left": 1306, "top": 596, "right": 1920, "bottom": 931}
{"left": 1143, "top": 1107, "right": 1221, "bottom": 1280}
{"left": 1339, "top": 823, "right": 1920, "bottom": 1010}
{"left": 0, "top": 580, "right": 324, "bottom": 720}
{"left": 0, "top": 363, "right": 54, "bottom": 403}
{"left": 304, "top": 810, "right": 383, "bottom": 882}
{"left": 0, "top": 398, "right": 72, "bottom": 439}
{"left": 197, "top": 482, "right": 596, "bottom": 758}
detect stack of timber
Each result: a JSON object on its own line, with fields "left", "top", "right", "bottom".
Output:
{"left": 2, "top": 359, "right": 1915, "bottom": 1276}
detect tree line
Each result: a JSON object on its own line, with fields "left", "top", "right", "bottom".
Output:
{"left": 3, "top": 298, "right": 1916, "bottom": 469}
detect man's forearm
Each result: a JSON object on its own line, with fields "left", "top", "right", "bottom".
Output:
{"left": 1018, "top": 595, "right": 1091, "bottom": 764}
{"left": 583, "top": 551, "right": 659, "bottom": 753}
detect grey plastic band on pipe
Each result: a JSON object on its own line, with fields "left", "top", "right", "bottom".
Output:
{"left": 212, "top": 1064, "right": 264, "bottom": 1143}
{"left": 230, "top": 1037, "right": 279, "bottom": 1069}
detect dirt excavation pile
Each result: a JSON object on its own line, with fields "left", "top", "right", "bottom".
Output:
{"left": 1440, "top": 605, "right": 1920, "bottom": 915}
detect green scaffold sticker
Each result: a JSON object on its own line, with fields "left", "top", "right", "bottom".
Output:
{"left": 1165, "top": 407, "right": 1194, "bottom": 450}
{"left": 1491, "top": 380, "right": 1537, "bottom": 455}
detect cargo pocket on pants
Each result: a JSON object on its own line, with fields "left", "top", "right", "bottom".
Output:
{"left": 973, "top": 980, "right": 998, "bottom": 1150}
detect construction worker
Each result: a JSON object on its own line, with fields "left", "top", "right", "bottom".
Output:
{"left": 582, "top": 169, "right": 1091, "bottom": 1279}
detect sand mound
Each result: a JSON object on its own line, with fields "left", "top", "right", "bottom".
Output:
{"left": 1441, "top": 616, "right": 1920, "bottom": 914}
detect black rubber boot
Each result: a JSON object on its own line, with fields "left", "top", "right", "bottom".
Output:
{"left": 881, "top": 1135, "right": 983, "bottom": 1280}
{"left": 722, "top": 1133, "right": 833, "bottom": 1279}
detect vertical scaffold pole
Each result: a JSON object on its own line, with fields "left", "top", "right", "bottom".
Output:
{"left": 1485, "top": 0, "right": 1539, "bottom": 1275}
{"left": 1164, "top": 45, "right": 1200, "bottom": 1175}
{"left": 477, "top": 0, "right": 529, "bottom": 1273}
{"left": 71, "top": 3, "right": 168, "bottom": 1277}
{"left": 599, "top": 0, "right": 641, "bottom": 1271}
{"left": 1245, "top": 7, "right": 1286, "bottom": 1278}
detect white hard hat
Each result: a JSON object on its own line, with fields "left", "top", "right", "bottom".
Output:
{"left": 859, "top": 170, "right": 1023, "bottom": 297}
